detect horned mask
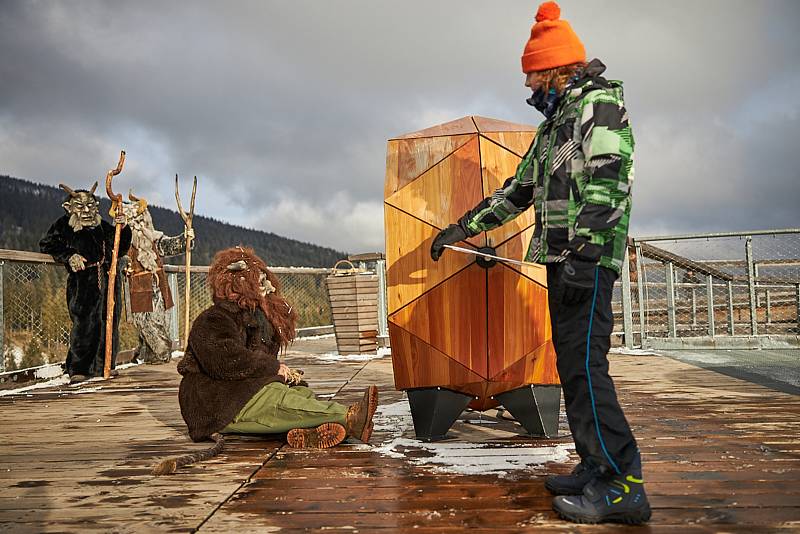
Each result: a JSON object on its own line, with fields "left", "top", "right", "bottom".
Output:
{"left": 60, "top": 182, "right": 101, "bottom": 231}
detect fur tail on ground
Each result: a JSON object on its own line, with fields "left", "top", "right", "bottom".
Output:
{"left": 151, "top": 433, "right": 225, "bottom": 475}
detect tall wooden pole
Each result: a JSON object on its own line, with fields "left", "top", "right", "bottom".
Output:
{"left": 175, "top": 175, "right": 197, "bottom": 351}
{"left": 103, "top": 151, "right": 126, "bottom": 379}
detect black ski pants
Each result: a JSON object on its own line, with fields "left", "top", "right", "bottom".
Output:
{"left": 546, "top": 263, "right": 639, "bottom": 475}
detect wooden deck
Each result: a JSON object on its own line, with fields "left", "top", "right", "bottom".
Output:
{"left": 1, "top": 337, "right": 799, "bottom": 533}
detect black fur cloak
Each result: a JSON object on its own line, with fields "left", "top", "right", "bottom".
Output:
{"left": 40, "top": 215, "right": 132, "bottom": 376}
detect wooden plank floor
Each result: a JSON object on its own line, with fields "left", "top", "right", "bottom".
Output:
{"left": 1, "top": 337, "right": 799, "bottom": 533}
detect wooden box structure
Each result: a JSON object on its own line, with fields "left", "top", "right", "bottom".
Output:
{"left": 384, "top": 116, "right": 560, "bottom": 439}
{"left": 326, "top": 261, "right": 379, "bottom": 354}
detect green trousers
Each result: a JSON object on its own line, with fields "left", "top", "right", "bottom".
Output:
{"left": 222, "top": 382, "right": 348, "bottom": 435}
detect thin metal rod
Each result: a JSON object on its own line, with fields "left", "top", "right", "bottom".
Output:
{"left": 442, "top": 244, "right": 543, "bottom": 269}
{"left": 376, "top": 259, "right": 388, "bottom": 338}
{"left": 637, "top": 228, "right": 800, "bottom": 242}
{"left": 691, "top": 287, "right": 697, "bottom": 327}
{"left": 745, "top": 236, "right": 758, "bottom": 335}
{"left": 706, "top": 275, "right": 715, "bottom": 337}
{"left": 0, "top": 261, "right": 4, "bottom": 373}
{"left": 635, "top": 244, "right": 646, "bottom": 343}
{"left": 727, "top": 280, "right": 735, "bottom": 336}
{"left": 765, "top": 290, "right": 772, "bottom": 325}
{"left": 621, "top": 245, "right": 634, "bottom": 348}
{"left": 665, "top": 262, "right": 677, "bottom": 337}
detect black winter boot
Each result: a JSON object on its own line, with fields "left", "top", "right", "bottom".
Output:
{"left": 552, "top": 473, "right": 651, "bottom": 524}
{"left": 545, "top": 460, "right": 598, "bottom": 495}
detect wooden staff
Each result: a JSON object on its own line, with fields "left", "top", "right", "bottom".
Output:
{"left": 103, "top": 150, "right": 126, "bottom": 379}
{"left": 175, "top": 174, "right": 197, "bottom": 351}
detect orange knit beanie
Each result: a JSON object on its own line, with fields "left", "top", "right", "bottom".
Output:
{"left": 521, "top": 2, "right": 586, "bottom": 73}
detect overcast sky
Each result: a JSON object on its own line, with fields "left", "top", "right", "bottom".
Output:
{"left": 1, "top": 1, "right": 798, "bottom": 253}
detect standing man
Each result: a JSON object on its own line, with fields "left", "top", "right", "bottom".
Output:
{"left": 40, "top": 182, "right": 131, "bottom": 383}
{"left": 430, "top": 2, "right": 649, "bottom": 524}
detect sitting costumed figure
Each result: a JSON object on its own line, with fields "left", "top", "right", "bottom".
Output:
{"left": 153, "top": 246, "right": 378, "bottom": 475}
{"left": 121, "top": 192, "right": 194, "bottom": 364}
{"left": 39, "top": 182, "right": 131, "bottom": 383}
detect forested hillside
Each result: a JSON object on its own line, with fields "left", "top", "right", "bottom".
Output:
{"left": 0, "top": 175, "right": 346, "bottom": 267}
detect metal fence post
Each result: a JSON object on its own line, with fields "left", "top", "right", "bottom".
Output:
{"left": 635, "top": 244, "right": 645, "bottom": 343}
{"left": 376, "top": 259, "right": 388, "bottom": 338}
{"left": 745, "top": 236, "right": 758, "bottom": 335}
{"left": 706, "top": 275, "right": 715, "bottom": 337}
{"left": 765, "top": 289, "right": 772, "bottom": 325}
{"left": 621, "top": 246, "right": 634, "bottom": 348}
{"left": 666, "top": 261, "right": 677, "bottom": 338}
{"left": 727, "top": 280, "right": 735, "bottom": 336}
{"left": 691, "top": 287, "right": 697, "bottom": 328}
{"left": 796, "top": 283, "right": 800, "bottom": 332}
{"left": 168, "top": 272, "right": 180, "bottom": 350}
{"left": 0, "top": 260, "right": 4, "bottom": 373}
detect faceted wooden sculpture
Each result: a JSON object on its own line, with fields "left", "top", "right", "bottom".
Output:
{"left": 384, "top": 116, "right": 561, "bottom": 440}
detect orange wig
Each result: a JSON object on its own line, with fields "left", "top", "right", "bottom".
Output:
{"left": 208, "top": 246, "right": 297, "bottom": 350}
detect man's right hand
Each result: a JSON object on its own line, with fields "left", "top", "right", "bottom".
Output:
{"left": 430, "top": 224, "right": 468, "bottom": 261}
{"left": 68, "top": 254, "right": 87, "bottom": 272}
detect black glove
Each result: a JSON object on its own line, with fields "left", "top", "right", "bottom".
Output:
{"left": 430, "top": 224, "right": 468, "bottom": 261}
{"left": 560, "top": 257, "right": 598, "bottom": 305}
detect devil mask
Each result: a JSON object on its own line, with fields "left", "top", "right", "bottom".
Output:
{"left": 60, "top": 182, "right": 101, "bottom": 231}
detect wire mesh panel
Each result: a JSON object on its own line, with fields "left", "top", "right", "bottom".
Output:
{"left": 617, "top": 230, "right": 800, "bottom": 345}
{"left": 169, "top": 267, "right": 333, "bottom": 348}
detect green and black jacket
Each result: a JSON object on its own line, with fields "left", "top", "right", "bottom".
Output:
{"left": 461, "top": 59, "right": 634, "bottom": 273}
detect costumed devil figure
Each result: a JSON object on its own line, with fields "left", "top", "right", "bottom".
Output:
{"left": 152, "top": 246, "right": 379, "bottom": 475}
{"left": 121, "top": 192, "right": 194, "bottom": 364}
{"left": 39, "top": 182, "right": 131, "bottom": 383}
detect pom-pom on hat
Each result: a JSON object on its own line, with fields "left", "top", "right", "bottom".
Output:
{"left": 521, "top": 1, "right": 585, "bottom": 73}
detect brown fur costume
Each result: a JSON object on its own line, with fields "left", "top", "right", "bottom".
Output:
{"left": 152, "top": 246, "right": 298, "bottom": 475}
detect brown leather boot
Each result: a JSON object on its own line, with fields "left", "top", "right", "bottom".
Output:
{"left": 345, "top": 385, "right": 379, "bottom": 443}
{"left": 286, "top": 422, "right": 347, "bottom": 449}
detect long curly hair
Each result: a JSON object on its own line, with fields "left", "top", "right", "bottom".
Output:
{"left": 208, "top": 246, "right": 297, "bottom": 350}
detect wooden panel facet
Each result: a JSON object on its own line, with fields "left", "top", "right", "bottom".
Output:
{"left": 486, "top": 264, "right": 552, "bottom": 379}
{"left": 392, "top": 116, "right": 478, "bottom": 140}
{"left": 486, "top": 342, "right": 559, "bottom": 398}
{"left": 389, "top": 263, "right": 487, "bottom": 379}
{"left": 472, "top": 115, "right": 536, "bottom": 133}
{"left": 383, "top": 140, "right": 400, "bottom": 199}
{"left": 386, "top": 137, "right": 484, "bottom": 238}
{"left": 384, "top": 204, "right": 474, "bottom": 314}
{"left": 389, "top": 322, "right": 486, "bottom": 391}
{"left": 387, "top": 134, "right": 475, "bottom": 197}
{"left": 478, "top": 137, "right": 536, "bottom": 247}
{"left": 494, "top": 224, "right": 547, "bottom": 287}
{"left": 482, "top": 131, "right": 536, "bottom": 159}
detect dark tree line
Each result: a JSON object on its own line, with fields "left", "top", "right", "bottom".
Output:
{"left": 0, "top": 175, "right": 347, "bottom": 267}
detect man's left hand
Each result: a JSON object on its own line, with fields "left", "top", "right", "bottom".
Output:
{"left": 114, "top": 213, "right": 127, "bottom": 226}
{"left": 560, "top": 258, "right": 598, "bottom": 305}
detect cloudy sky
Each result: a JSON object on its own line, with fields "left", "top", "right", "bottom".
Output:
{"left": 1, "top": 1, "right": 798, "bottom": 253}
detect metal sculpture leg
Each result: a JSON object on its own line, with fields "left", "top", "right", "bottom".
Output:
{"left": 496, "top": 385, "right": 561, "bottom": 438}
{"left": 407, "top": 387, "right": 473, "bottom": 442}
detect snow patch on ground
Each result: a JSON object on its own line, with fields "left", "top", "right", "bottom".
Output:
{"left": 610, "top": 347, "right": 660, "bottom": 356}
{"left": 316, "top": 349, "right": 390, "bottom": 363}
{"left": 372, "top": 400, "right": 572, "bottom": 477}
{"left": 296, "top": 333, "right": 336, "bottom": 340}
{"left": 0, "top": 375, "right": 70, "bottom": 396}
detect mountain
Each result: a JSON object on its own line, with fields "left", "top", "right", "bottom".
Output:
{"left": 0, "top": 175, "right": 346, "bottom": 267}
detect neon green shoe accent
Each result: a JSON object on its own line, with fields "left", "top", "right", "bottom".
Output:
{"left": 626, "top": 475, "right": 644, "bottom": 484}
{"left": 612, "top": 480, "right": 630, "bottom": 493}
{"left": 612, "top": 496, "right": 623, "bottom": 504}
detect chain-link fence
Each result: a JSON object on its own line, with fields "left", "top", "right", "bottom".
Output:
{"left": 614, "top": 229, "right": 800, "bottom": 349}
{"left": 165, "top": 265, "right": 334, "bottom": 348}
{"left": 0, "top": 250, "right": 337, "bottom": 372}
